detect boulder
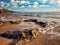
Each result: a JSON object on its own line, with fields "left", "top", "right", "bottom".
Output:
{"left": 36, "top": 21, "right": 47, "bottom": 27}
{"left": 0, "top": 21, "right": 5, "bottom": 26}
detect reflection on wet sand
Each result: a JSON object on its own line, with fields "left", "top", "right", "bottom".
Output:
{"left": 0, "top": 15, "right": 60, "bottom": 45}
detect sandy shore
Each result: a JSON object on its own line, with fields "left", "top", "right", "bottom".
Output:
{"left": 0, "top": 16, "right": 60, "bottom": 45}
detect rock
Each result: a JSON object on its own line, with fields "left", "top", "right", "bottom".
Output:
{"left": 36, "top": 21, "right": 47, "bottom": 27}
{"left": 0, "top": 21, "right": 5, "bottom": 26}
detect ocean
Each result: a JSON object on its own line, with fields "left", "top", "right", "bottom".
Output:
{"left": 9, "top": 12, "right": 60, "bottom": 16}
{"left": 1, "top": 12, "right": 60, "bottom": 18}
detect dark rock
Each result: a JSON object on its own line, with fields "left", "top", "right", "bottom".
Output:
{"left": 36, "top": 21, "right": 47, "bottom": 27}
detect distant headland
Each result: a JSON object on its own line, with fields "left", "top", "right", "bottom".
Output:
{"left": 0, "top": 8, "right": 14, "bottom": 13}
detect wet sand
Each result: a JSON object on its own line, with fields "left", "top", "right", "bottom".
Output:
{"left": 0, "top": 16, "right": 60, "bottom": 45}
{"left": 0, "top": 37, "right": 12, "bottom": 45}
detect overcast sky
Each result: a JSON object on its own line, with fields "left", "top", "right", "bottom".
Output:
{"left": 0, "top": 0, "right": 60, "bottom": 12}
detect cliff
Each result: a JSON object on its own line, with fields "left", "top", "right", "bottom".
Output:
{"left": 0, "top": 8, "right": 14, "bottom": 13}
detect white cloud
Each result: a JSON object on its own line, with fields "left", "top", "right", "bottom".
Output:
{"left": 50, "top": 2, "right": 54, "bottom": 4}
{"left": 50, "top": 0, "right": 56, "bottom": 4}
{"left": 34, "top": 1, "right": 38, "bottom": 5}
{"left": 42, "top": 0, "right": 47, "bottom": 3}
{"left": 0, "top": 1, "right": 10, "bottom": 8}
{"left": 11, "top": 2, "right": 17, "bottom": 5}
{"left": 5, "top": 3, "right": 10, "bottom": 8}
{"left": 12, "top": 4, "right": 18, "bottom": 8}
{"left": 33, "top": 5, "right": 38, "bottom": 8}
{"left": 10, "top": 0, "right": 15, "bottom": 3}
{"left": 11, "top": 2, "right": 18, "bottom": 8}
{"left": 10, "top": 1, "right": 18, "bottom": 8}
{"left": 55, "top": 0, "right": 60, "bottom": 7}
{"left": 57, "top": 0, "right": 60, "bottom": 3}
{"left": 15, "top": 0, "right": 20, "bottom": 3}
{"left": 38, "top": 0, "right": 47, "bottom": 3}
{"left": 7, "top": 3, "right": 10, "bottom": 7}
{"left": 39, "top": 5, "right": 50, "bottom": 7}
{"left": 20, "top": 1, "right": 26, "bottom": 4}
{"left": 33, "top": 2, "right": 39, "bottom": 8}
{"left": 27, "top": 5, "right": 32, "bottom": 8}
{"left": 10, "top": 0, "right": 19, "bottom": 8}
{"left": 10, "top": 0, "right": 30, "bottom": 4}
{"left": 0, "top": 2, "right": 6, "bottom": 7}
{"left": 25, "top": 1, "right": 30, "bottom": 4}
{"left": 18, "top": 1, "right": 30, "bottom": 5}
{"left": 20, "top": 5, "right": 25, "bottom": 8}
{"left": 10, "top": 0, "right": 17, "bottom": 6}
{"left": 13, "top": 5, "right": 18, "bottom": 8}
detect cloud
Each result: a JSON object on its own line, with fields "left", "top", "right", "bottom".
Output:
{"left": 27, "top": 5, "right": 32, "bottom": 8}
{"left": 0, "top": 0, "right": 59, "bottom": 10}
{"left": 25, "top": 1, "right": 31, "bottom": 4}
{"left": 13, "top": 5, "right": 18, "bottom": 8}
{"left": 57, "top": 0, "right": 60, "bottom": 3}
{"left": 10, "top": 0, "right": 15, "bottom": 3}
{"left": 10, "top": 1, "right": 18, "bottom": 8}
{"left": 11, "top": 2, "right": 17, "bottom": 5}
{"left": 39, "top": 5, "right": 50, "bottom": 7}
{"left": 10, "top": 0, "right": 31, "bottom": 8}
{"left": 34, "top": 1, "right": 39, "bottom": 5}
{"left": 49, "top": 0, "right": 56, "bottom": 4}
{"left": 7, "top": 3, "right": 10, "bottom": 6}
{"left": 0, "top": 0, "right": 18, "bottom": 8}
{"left": 0, "top": 2, "right": 6, "bottom": 7}
{"left": 20, "top": 5, "right": 25, "bottom": 8}
{"left": 20, "top": 1, "right": 26, "bottom": 4}
{"left": 0, "top": 1, "right": 10, "bottom": 8}
{"left": 15, "top": 0, "right": 20, "bottom": 3}
{"left": 49, "top": 0, "right": 60, "bottom": 6}
{"left": 42, "top": 0, "right": 47, "bottom": 3}
{"left": 20, "top": 1, "right": 30, "bottom": 4}
{"left": 12, "top": 4, "right": 18, "bottom": 8}
{"left": 38, "top": 0, "right": 47, "bottom": 3}
{"left": 33, "top": 1, "right": 39, "bottom": 8}
{"left": 5, "top": 3, "right": 10, "bottom": 8}
{"left": 33, "top": 5, "right": 38, "bottom": 8}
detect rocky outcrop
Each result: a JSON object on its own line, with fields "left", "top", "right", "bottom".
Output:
{"left": 0, "top": 28, "right": 41, "bottom": 45}
{"left": 0, "top": 8, "right": 14, "bottom": 13}
{"left": 0, "top": 16, "right": 21, "bottom": 26}
{"left": 24, "top": 19, "right": 37, "bottom": 23}
{"left": 36, "top": 21, "right": 47, "bottom": 27}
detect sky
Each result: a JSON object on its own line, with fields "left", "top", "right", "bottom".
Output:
{"left": 0, "top": 0, "right": 60, "bottom": 12}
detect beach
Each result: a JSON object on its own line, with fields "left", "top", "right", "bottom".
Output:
{"left": 0, "top": 15, "right": 60, "bottom": 45}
